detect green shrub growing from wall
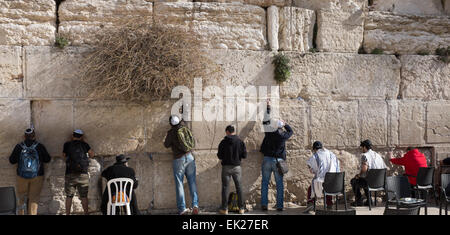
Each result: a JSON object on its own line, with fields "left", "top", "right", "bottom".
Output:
{"left": 272, "top": 53, "right": 291, "bottom": 84}
{"left": 55, "top": 35, "right": 68, "bottom": 49}
{"left": 436, "top": 47, "right": 450, "bottom": 63}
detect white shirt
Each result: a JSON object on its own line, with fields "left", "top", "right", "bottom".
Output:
{"left": 360, "top": 149, "right": 386, "bottom": 177}
{"left": 307, "top": 148, "right": 340, "bottom": 198}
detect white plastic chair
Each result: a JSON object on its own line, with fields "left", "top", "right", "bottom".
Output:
{"left": 107, "top": 178, "right": 134, "bottom": 215}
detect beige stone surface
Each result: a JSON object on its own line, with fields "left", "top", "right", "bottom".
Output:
{"left": 359, "top": 100, "right": 387, "bottom": 147}
{"left": 387, "top": 100, "right": 399, "bottom": 147}
{"left": 427, "top": 102, "right": 450, "bottom": 143}
{"left": 446, "top": 0, "right": 450, "bottom": 14}
{"left": 73, "top": 101, "right": 145, "bottom": 156}
{"left": 25, "top": 46, "right": 89, "bottom": 99}
{"left": 398, "top": 101, "right": 425, "bottom": 145}
{"left": 32, "top": 100, "right": 74, "bottom": 157}
{"left": 280, "top": 53, "right": 401, "bottom": 99}
{"left": 0, "top": 0, "right": 56, "bottom": 45}
{"left": 371, "top": 0, "right": 445, "bottom": 16}
{"left": 205, "top": 49, "right": 277, "bottom": 89}
{"left": 267, "top": 6, "right": 279, "bottom": 51}
{"left": 364, "top": 11, "right": 450, "bottom": 55}
{"left": 0, "top": 46, "right": 22, "bottom": 98}
{"left": 280, "top": 99, "right": 307, "bottom": 149}
{"left": 195, "top": 0, "right": 291, "bottom": 7}
{"left": 154, "top": 2, "right": 267, "bottom": 50}
{"left": 293, "top": 0, "right": 366, "bottom": 12}
{"left": 310, "top": 100, "right": 359, "bottom": 148}
{"left": 0, "top": 100, "right": 30, "bottom": 187}
{"left": 400, "top": 55, "right": 450, "bottom": 101}
{"left": 278, "top": 7, "right": 315, "bottom": 52}
{"left": 58, "top": 0, "right": 153, "bottom": 45}
{"left": 316, "top": 10, "right": 365, "bottom": 53}
{"left": 145, "top": 101, "right": 177, "bottom": 154}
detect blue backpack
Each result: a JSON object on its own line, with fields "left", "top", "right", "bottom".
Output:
{"left": 18, "top": 142, "right": 40, "bottom": 179}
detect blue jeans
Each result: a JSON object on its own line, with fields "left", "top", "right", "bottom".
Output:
{"left": 261, "top": 156, "right": 284, "bottom": 209}
{"left": 172, "top": 152, "right": 199, "bottom": 213}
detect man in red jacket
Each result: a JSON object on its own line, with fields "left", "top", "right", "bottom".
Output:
{"left": 389, "top": 147, "right": 428, "bottom": 186}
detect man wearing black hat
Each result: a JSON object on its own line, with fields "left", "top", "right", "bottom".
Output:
{"left": 100, "top": 155, "right": 140, "bottom": 215}
{"left": 9, "top": 128, "right": 51, "bottom": 215}
{"left": 303, "top": 141, "right": 340, "bottom": 213}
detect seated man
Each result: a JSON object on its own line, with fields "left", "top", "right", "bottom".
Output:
{"left": 351, "top": 139, "right": 387, "bottom": 206}
{"left": 100, "top": 154, "right": 140, "bottom": 215}
{"left": 389, "top": 147, "right": 427, "bottom": 186}
{"left": 304, "top": 141, "right": 340, "bottom": 213}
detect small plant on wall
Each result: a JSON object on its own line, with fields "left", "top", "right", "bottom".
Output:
{"left": 272, "top": 53, "right": 291, "bottom": 84}
{"left": 55, "top": 34, "right": 69, "bottom": 49}
{"left": 436, "top": 46, "right": 450, "bottom": 63}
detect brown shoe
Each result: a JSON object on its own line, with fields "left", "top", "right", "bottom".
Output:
{"left": 239, "top": 209, "right": 245, "bottom": 214}
{"left": 219, "top": 209, "right": 228, "bottom": 215}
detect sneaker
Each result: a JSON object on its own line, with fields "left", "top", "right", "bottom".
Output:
{"left": 239, "top": 209, "right": 245, "bottom": 214}
{"left": 219, "top": 209, "right": 228, "bottom": 215}
{"left": 261, "top": 205, "right": 268, "bottom": 211}
{"left": 192, "top": 206, "right": 199, "bottom": 215}
{"left": 179, "top": 209, "right": 189, "bottom": 215}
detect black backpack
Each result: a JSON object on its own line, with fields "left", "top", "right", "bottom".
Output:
{"left": 66, "top": 141, "right": 89, "bottom": 173}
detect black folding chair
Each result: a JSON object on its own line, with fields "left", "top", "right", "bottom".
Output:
{"left": 385, "top": 176, "right": 427, "bottom": 215}
{"left": 365, "top": 168, "right": 386, "bottom": 210}
{"left": 322, "top": 172, "right": 347, "bottom": 211}
{"left": 440, "top": 174, "right": 450, "bottom": 215}
{"left": 383, "top": 206, "right": 420, "bottom": 215}
{"left": 0, "top": 187, "right": 17, "bottom": 215}
{"left": 315, "top": 208, "right": 356, "bottom": 215}
{"left": 411, "top": 167, "right": 438, "bottom": 206}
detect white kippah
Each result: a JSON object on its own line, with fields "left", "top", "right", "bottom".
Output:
{"left": 277, "top": 120, "right": 284, "bottom": 129}
{"left": 170, "top": 115, "right": 180, "bottom": 126}
{"left": 74, "top": 129, "right": 84, "bottom": 135}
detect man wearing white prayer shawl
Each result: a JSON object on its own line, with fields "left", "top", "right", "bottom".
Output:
{"left": 303, "top": 141, "right": 340, "bottom": 213}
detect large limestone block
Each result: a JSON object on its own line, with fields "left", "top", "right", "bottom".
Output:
{"left": 278, "top": 7, "right": 316, "bottom": 52}
{"left": 400, "top": 55, "right": 450, "bottom": 101}
{"left": 371, "top": 0, "right": 445, "bottom": 16}
{"left": 191, "top": 118, "right": 237, "bottom": 150}
{"left": 316, "top": 10, "right": 365, "bottom": 53}
{"left": 0, "top": 46, "right": 23, "bottom": 98}
{"left": 32, "top": 100, "right": 74, "bottom": 157}
{"left": 364, "top": 11, "right": 450, "bottom": 55}
{"left": 151, "top": 154, "right": 176, "bottom": 209}
{"left": 25, "top": 46, "right": 89, "bottom": 99}
{"left": 387, "top": 100, "right": 399, "bottom": 147}
{"left": 73, "top": 101, "right": 145, "bottom": 156}
{"left": 293, "top": 0, "right": 366, "bottom": 12}
{"left": 154, "top": 2, "right": 267, "bottom": 50}
{"left": 145, "top": 101, "right": 177, "bottom": 154}
{"left": 398, "top": 101, "right": 425, "bottom": 145}
{"left": 280, "top": 99, "right": 307, "bottom": 149}
{"left": 205, "top": 50, "right": 277, "bottom": 89}
{"left": 427, "top": 102, "right": 450, "bottom": 143}
{"left": 0, "top": 0, "right": 56, "bottom": 45}
{"left": 195, "top": 0, "right": 291, "bottom": 7}
{"left": 359, "top": 100, "right": 387, "bottom": 146}
{"left": 239, "top": 152, "right": 263, "bottom": 205}
{"left": 310, "top": 100, "right": 359, "bottom": 148}
{"left": 267, "top": 6, "right": 279, "bottom": 51}
{"left": 280, "top": 53, "right": 401, "bottom": 99}
{"left": 58, "top": 0, "right": 153, "bottom": 45}
{"left": 0, "top": 99, "right": 30, "bottom": 160}
{"left": 446, "top": 0, "right": 450, "bottom": 14}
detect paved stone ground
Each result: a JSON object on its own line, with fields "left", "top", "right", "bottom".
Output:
{"left": 143, "top": 202, "right": 448, "bottom": 215}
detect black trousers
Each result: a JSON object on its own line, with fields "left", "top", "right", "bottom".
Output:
{"left": 351, "top": 177, "right": 368, "bottom": 202}
{"left": 221, "top": 165, "right": 244, "bottom": 210}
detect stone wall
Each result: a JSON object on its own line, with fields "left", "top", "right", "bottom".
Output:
{"left": 0, "top": 0, "right": 449, "bottom": 214}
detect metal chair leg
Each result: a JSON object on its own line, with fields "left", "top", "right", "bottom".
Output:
{"left": 335, "top": 196, "right": 338, "bottom": 211}
{"left": 374, "top": 192, "right": 377, "bottom": 206}
{"left": 368, "top": 191, "right": 372, "bottom": 211}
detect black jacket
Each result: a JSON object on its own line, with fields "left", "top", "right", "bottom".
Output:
{"left": 259, "top": 105, "right": 294, "bottom": 160}
{"left": 9, "top": 140, "right": 51, "bottom": 176}
{"left": 164, "top": 124, "right": 190, "bottom": 159}
{"left": 101, "top": 162, "right": 139, "bottom": 215}
{"left": 217, "top": 135, "right": 247, "bottom": 166}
